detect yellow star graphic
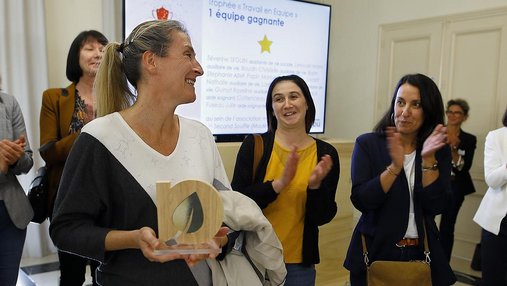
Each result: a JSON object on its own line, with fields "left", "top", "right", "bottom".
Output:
{"left": 258, "top": 35, "right": 272, "bottom": 53}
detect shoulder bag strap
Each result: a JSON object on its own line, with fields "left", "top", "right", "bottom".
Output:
{"left": 240, "top": 232, "right": 265, "bottom": 283}
{"left": 252, "top": 134, "right": 263, "bottom": 184}
{"left": 421, "top": 220, "right": 431, "bottom": 264}
{"left": 245, "top": 135, "right": 268, "bottom": 283}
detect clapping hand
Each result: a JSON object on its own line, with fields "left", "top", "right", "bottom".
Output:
{"left": 0, "top": 154, "right": 7, "bottom": 173}
{"left": 0, "top": 135, "right": 26, "bottom": 173}
{"left": 272, "top": 146, "right": 299, "bottom": 193}
{"left": 422, "top": 124, "right": 447, "bottom": 158}
{"left": 308, "top": 154, "right": 333, "bottom": 189}
{"left": 385, "top": 127, "right": 404, "bottom": 169}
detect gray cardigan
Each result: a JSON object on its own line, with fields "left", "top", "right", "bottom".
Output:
{"left": 0, "top": 91, "right": 34, "bottom": 229}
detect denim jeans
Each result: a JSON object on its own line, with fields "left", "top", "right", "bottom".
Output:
{"left": 0, "top": 201, "right": 27, "bottom": 286}
{"left": 284, "top": 263, "right": 316, "bottom": 286}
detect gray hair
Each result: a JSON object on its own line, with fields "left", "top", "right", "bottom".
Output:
{"left": 447, "top": 98, "right": 470, "bottom": 116}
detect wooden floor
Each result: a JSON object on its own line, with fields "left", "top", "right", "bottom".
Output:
{"left": 314, "top": 215, "right": 481, "bottom": 286}
{"left": 315, "top": 215, "right": 353, "bottom": 286}
{"left": 18, "top": 214, "right": 480, "bottom": 286}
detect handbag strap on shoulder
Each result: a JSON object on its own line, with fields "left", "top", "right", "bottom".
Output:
{"left": 252, "top": 134, "right": 263, "bottom": 184}
{"left": 361, "top": 219, "right": 430, "bottom": 266}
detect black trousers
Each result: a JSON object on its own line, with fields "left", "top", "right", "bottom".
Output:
{"left": 58, "top": 250, "right": 99, "bottom": 286}
{"left": 439, "top": 185, "right": 465, "bottom": 262}
{"left": 481, "top": 219, "right": 507, "bottom": 286}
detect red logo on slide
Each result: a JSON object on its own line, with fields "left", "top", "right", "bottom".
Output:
{"left": 153, "top": 6, "right": 170, "bottom": 20}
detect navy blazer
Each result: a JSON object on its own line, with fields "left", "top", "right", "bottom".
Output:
{"left": 452, "top": 129, "right": 477, "bottom": 196}
{"left": 344, "top": 132, "right": 456, "bottom": 286}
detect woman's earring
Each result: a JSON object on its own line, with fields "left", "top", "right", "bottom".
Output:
{"left": 390, "top": 113, "right": 395, "bottom": 124}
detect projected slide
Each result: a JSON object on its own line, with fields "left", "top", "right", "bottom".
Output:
{"left": 125, "top": 0, "right": 330, "bottom": 135}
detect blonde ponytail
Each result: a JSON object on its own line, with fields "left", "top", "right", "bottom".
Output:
{"left": 94, "top": 42, "right": 134, "bottom": 117}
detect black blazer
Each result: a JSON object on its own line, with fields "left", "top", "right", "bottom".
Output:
{"left": 231, "top": 132, "right": 339, "bottom": 265}
{"left": 452, "top": 129, "right": 477, "bottom": 196}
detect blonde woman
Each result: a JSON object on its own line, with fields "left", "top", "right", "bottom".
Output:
{"left": 50, "top": 20, "right": 234, "bottom": 285}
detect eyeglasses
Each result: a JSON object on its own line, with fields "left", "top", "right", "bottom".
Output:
{"left": 446, "top": 110, "right": 464, "bottom": 116}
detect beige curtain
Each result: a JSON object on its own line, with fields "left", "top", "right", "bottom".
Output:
{"left": 0, "top": 0, "right": 122, "bottom": 259}
{"left": 0, "top": 0, "right": 56, "bottom": 258}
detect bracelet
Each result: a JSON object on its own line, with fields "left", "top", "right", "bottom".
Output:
{"left": 386, "top": 166, "right": 400, "bottom": 176}
{"left": 422, "top": 161, "right": 438, "bottom": 172}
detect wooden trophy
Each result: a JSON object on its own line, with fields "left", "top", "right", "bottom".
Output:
{"left": 155, "top": 180, "right": 224, "bottom": 254}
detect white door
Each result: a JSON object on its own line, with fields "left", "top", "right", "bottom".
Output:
{"left": 376, "top": 20, "right": 443, "bottom": 120}
{"left": 440, "top": 12, "right": 507, "bottom": 260}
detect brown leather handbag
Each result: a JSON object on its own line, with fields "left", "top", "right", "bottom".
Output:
{"left": 362, "top": 224, "right": 432, "bottom": 286}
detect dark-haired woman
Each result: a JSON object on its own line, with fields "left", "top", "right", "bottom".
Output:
{"left": 40, "top": 30, "right": 108, "bottom": 286}
{"left": 232, "top": 74, "right": 339, "bottom": 286}
{"left": 343, "top": 73, "right": 456, "bottom": 285}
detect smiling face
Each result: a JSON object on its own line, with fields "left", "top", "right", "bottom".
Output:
{"left": 156, "top": 31, "right": 203, "bottom": 104}
{"left": 394, "top": 83, "right": 425, "bottom": 138}
{"left": 271, "top": 80, "right": 308, "bottom": 131}
{"left": 79, "top": 39, "right": 105, "bottom": 77}
{"left": 446, "top": 104, "right": 467, "bottom": 127}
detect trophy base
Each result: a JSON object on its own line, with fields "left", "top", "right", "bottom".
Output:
{"left": 154, "top": 248, "right": 221, "bottom": 255}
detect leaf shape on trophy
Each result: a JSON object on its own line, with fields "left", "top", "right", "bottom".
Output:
{"left": 172, "top": 192, "right": 204, "bottom": 234}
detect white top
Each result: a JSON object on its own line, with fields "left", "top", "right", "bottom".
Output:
{"left": 473, "top": 127, "right": 507, "bottom": 235}
{"left": 403, "top": 151, "right": 418, "bottom": 238}
{"left": 82, "top": 112, "right": 231, "bottom": 203}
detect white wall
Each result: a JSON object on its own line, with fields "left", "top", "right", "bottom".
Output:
{"left": 321, "top": 0, "right": 507, "bottom": 140}
{"left": 44, "top": 0, "right": 104, "bottom": 87}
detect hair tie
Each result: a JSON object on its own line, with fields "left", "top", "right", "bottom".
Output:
{"left": 117, "top": 43, "right": 125, "bottom": 53}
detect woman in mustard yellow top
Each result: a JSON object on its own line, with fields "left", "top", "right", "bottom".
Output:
{"left": 232, "top": 74, "right": 339, "bottom": 286}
